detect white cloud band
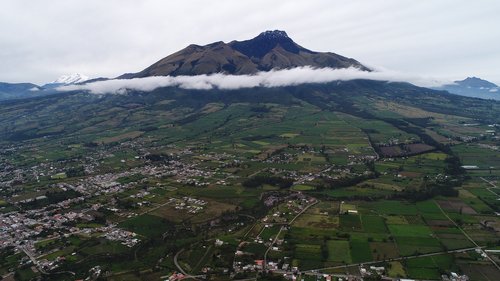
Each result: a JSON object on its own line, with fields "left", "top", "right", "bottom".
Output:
{"left": 57, "top": 67, "right": 451, "bottom": 95}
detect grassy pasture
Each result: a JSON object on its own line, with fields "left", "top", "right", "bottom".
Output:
{"left": 349, "top": 239, "right": 372, "bottom": 263}
{"left": 388, "top": 224, "right": 433, "bottom": 237}
{"left": 291, "top": 184, "right": 316, "bottom": 191}
{"left": 395, "top": 237, "right": 443, "bottom": 256}
{"left": 242, "top": 243, "right": 267, "bottom": 259}
{"left": 79, "top": 240, "right": 129, "bottom": 256}
{"left": 368, "top": 200, "right": 419, "bottom": 215}
{"left": 438, "top": 237, "right": 474, "bottom": 250}
{"left": 260, "top": 225, "right": 281, "bottom": 241}
{"left": 458, "top": 263, "right": 500, "bottom": 281}
{"left": 98, "top": 130, "right": 144, "bottom": 144}
{"left": 387, "top": 261, "right": 406, "bottom": 278}
{"left": 340, "top": 214, "right": 362, "bottom": 231}
{"left": 295, "top": 259, "right": 325, "bottom": 271}
{"left": 293, "top": 213, "right": 338, "bottom": 229}
{"left": 326, "top": 240, "right": 351, "bottom": 263}
{"left": 416, "top": 200, "right": 443, "bottom": 214}
{"left": 370, "top": 242, "right": 399, "bottom": 260}
{"left": 355, "top": 119, "right": 417, "bottom": 144}
{"left": 321, "top": 187, "right": 393, "bottom": 198}
{"left": 294, "top": 244, "right": 322, "bottom": 261}
{"left": 118, "top": 214, "right": 172, "bottom": 238}
{"left": 406, "top": 267, "right": 441, "bottom": 280}
{"left": 288, "top": 226, "right": 337, "bottom": 242}
{"left": 360, "top": 215, "right": 388, "bottom": 233}
{"left": 452, "top": 143, "right": 500, "bottom": 169}
{"left": 384, "top": 215, "right": 408, "bottom": 225}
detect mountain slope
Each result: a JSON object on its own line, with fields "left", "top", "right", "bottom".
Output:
{"left": 120, "top": 30, "right": 369, "bottom": 78}
{"left": 0, "top": 82, "right": 40, "bottom": 101}
{"left": 0, "top": 80, "right": 498, "bottom": 144}
{"left": 436, "top": 77, "right": 500, "bottom": 100}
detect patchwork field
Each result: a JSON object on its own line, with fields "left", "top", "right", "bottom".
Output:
{"left": 0, "top": 80, "right": 499, "bottom": 280}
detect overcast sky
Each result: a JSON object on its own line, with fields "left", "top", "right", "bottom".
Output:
{"left": 1, "top": 0, "right": 499, "bottom": 85}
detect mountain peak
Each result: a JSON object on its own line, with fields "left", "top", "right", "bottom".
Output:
{"left": 257, "top": 30, "right": 290, "bottom": 39}
{"left": 51, "top": 73, "right": 89, "bottom": 85}
{"left": 437, "top": 76, "right": 500, "bottom": 100}
{"left": 120, "top": 30, "right": 370, "bottom": 78}
{"left": 455, "top": 77, "right": 498, "bottom": 88}
{"left": 230, "top": 30, "right": 310, "bottom": 59}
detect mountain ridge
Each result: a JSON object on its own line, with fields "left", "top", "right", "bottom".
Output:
{"left": 435, "top": 76, "right": 499, "bottom": 100}
{"left": 0, "top": 82, "right": 40, "bottom": 101}
{"left": 119, "top": 30, "right": 369, "bottom": 78}
{"left": 454, "top": 77, "right": 498, "bottom": 88}
{"left": 50, "top": 73, "right": 89, "bottom": 85}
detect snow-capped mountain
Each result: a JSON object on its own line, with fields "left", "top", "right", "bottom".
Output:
{"left": 51, "top": 73, "right": 89, "bottom": 85}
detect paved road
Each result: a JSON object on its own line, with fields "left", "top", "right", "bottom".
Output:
{"left": 192, "top": 245, "right": 212, "bottom": 273}
{"left": 289, "top": 199, "right": 319, "bottom": 225}
{"left": 435, "top": 201, "right": 500, "bottom": 271}
{"left": 173, "top": 249, "right": 206, "bottom": 280}
{"left": 263, "top": 225, "right": 285, "bottom": 270}
{"left": 19, "top": 246, "right": 77, "bottom": 277}
{"left": 365, "top": 134, "right": 380, "bottom": 160}
{"left": 18, "top": 246, "right": 47, "bottom": 274}
{"left": 243, "top": 222, "right": 258, "bottom": 239}
{"left": 263, "top": 199, "right": 319, "bottom": 269}
{"left": 248, "top": 168, "right": 268, "bottom": 178}
{"left": 302, "top": 246, "right": 482, "bottom": 273}
{"left": 138, "top": 199, "right": 174, "bottom": 216}
{"left": 481, "top": 177, "right": 499, "bottom": 188}
{"left": 174, "top": 249, "right": 188, "bottom": 275}
{"left": 480, "top": 177, "right": 500, "bottom": 199}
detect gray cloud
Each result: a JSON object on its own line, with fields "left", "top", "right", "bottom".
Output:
{"left": 58, "top": 67, "right": 452, "bottom": 94}
{"left": 1, "top": 0, "right": 500, "bottom": 84}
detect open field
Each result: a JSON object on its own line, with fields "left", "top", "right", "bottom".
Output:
{"left": 326, "top": 240, "right": 350, "bottom": 263}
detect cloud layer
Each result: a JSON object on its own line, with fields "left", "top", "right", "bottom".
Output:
{"left": 58, "top": 67, "right": 451, "bottom": 95}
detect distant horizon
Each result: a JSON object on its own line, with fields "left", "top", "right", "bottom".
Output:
{"left": 1, "top": 0, "right": 500, "bottom": 85}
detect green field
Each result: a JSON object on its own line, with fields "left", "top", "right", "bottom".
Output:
{"left": 361, "top": 215, "right": 388, "bottom": 233}
{"left": 118, "top": 214, "right": 173, "bottom": 238}
{"left": 327, "top": 240, "right": 351, "bottom": 263}
{"left": 294, "top": 244, "right": 322, "bottom": 260}
{"left": 369, "top": 201, "right": 419, "bottom": 215}
{"left": 388, "top": 224, "right": 433, "bottom": 237}
{"left": 350, "top": 239, "right": 372, "bottom": 263}
{"left": 340, "top": 214, "right": 362, "bottom": 231}
{"left": 291, "top": 184, "right": 316, "bottom": 191}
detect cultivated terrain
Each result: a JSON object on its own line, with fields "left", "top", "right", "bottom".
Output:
{"left": 0, "top": 31, "right": 499, "bottom": 281}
